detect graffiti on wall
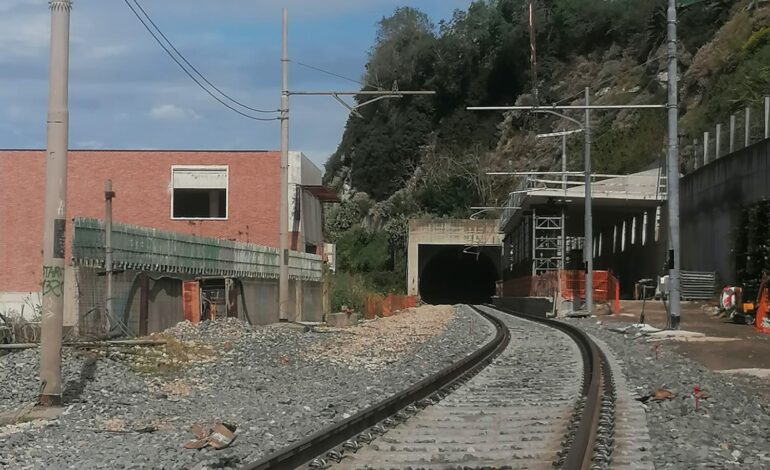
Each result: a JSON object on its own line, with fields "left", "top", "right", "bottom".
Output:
{"left": 42, "top": 266, "right": 64, "bottom": 297}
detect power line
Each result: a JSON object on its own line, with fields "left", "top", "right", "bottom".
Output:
{"left": 130, "top": 0, "right": 277, "bottom": 114}
{"left": 123, "top": 0, "right": 279, "bottom": 121}
{"left": 291, "top": 60, "right": 381, "bottom": 90}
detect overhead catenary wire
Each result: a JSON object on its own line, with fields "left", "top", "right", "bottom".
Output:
{"left": 130, "top": 0, "right": 278, "bottom": 114}
{"left": 291, "top": 60, "right": 381, "bottom": 90}
{"left": 122, "top": 0, "right": 279, "bottom": 121}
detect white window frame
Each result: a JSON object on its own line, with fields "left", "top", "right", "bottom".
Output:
{"left": 170, "top": 165, "right": 229, "bottom": 220}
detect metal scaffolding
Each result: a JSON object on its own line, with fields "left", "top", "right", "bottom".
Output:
{"left": 532, "top": 212, "right": 563, "bottom": 275}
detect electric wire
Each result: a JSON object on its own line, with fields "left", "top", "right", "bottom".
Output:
{"left": 130, "top": 0, "right": 278, "bottom": 114}
{"left": 292, "top": 60, "right": 380, "bottom": 90}
{"left": 122, "top": 0, "right": 279, "bottom": 121}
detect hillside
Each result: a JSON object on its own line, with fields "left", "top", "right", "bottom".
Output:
{"left": 322, "top": 0, "right": 770, "bottom": 297}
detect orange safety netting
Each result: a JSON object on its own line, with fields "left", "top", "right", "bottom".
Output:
{"left": 755, "top": 281, "right": 770, "bottom": 334}
{"left": 500, "top": 270, "right": 620, "bottom": 313}
{"left": 363, "top": 294, "right": 417, "bottom": 319}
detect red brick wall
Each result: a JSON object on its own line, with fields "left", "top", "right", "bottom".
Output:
{"left": 0, "top": 150, "right": 281, "bottom": 292}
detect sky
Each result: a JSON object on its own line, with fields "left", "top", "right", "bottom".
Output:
{"left": 0, "top": 0, "right": 473, "bottom": 169}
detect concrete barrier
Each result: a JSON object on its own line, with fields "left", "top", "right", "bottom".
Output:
{"left": 492, "top": 297, "right": 553, "bottom": 317}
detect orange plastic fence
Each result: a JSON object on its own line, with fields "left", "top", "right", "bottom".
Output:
{"left": 561, "top": 270, "right": 621, "bottom": 313}
{"left": 363, "top": 294, "right": 417, "bottom": 319}
{"left": 363, "top": 294, "right": 384, "bottom": 320}
{"left": 502, "top": 270, "right": 621, "bottom": 313}
{"left": 756, "top": 282, "right": 770, "bottom": 334}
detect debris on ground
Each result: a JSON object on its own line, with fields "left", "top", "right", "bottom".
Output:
{"left": 184, "top": 422, "right": 237, "bottom": 450}
{"left": 636, "top": 388, "right": 676, "bottom": 403}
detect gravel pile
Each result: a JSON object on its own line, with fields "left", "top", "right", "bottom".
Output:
{"left": 567, "top": 317, "right": 770, "bottom": 469}
{"left": 0, "top": 305, "right": 492, "bottom": 470}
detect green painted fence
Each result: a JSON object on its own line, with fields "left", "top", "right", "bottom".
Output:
{"left": 72, "top": 218, "right": 322, "bottom": 282}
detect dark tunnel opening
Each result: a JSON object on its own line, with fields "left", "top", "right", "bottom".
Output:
{"left": 419, "top": 246, "right": 499, "bottom": 305}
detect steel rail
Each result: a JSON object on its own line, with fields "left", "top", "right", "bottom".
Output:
{"left": 241, "top": 308, "right": 510, "bottom": 470}
{"left": 490, "top": 303, "right": 606, "bottom": 470}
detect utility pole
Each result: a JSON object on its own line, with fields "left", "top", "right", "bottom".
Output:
{"left": 39, "top": 0, "right": 72, "bottom": 407}
{"left": 584, "top": 88, "right": 593, "bottom": 315}
{"left": 279, "top": 8, "right": 290, "bottom": 322}
{"left": 277, "top": 10, "right": 434, "bottom": 322}
{"left": 104, "top": 180, "right": 115, "bottom": 332}
{"left": 666, "top": 0, "right": 681, "bottom": 329}
{"left": 528, "top": 0, "right": 537, "bottom": 99}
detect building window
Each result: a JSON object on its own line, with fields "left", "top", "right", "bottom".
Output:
{"left": 631, "top": 217, "right": 637, "bottom": 245}
{"left": 642, "top": 212, "right": 648, "bottom": 246}
{"left": 171, "top": 166, "right": 228, "bottom": 219}
{"left": 598, "top": 232, "right": 603, "bottom": 256}
{"left": 621, "top": 221, "right": 627, "bottom": 252}
{"left": 613, "top": 225, "right": 618, "bottom": 253}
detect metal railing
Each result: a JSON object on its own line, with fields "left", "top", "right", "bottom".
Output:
{"left": 692, "top": 96, "right": 770, "bottom": 170}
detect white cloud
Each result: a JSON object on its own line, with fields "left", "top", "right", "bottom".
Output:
{"left": 148, "top": 104, "right": 201, "bottom": 121}
{"left": 0, "top": 13, "right": 50, "bottom": 59}
{"left": 0, "top": 0, "right": 46, "bottom": 14}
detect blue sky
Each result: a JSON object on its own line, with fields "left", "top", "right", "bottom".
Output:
{"left": 0, "top": 0, "right": 473, "bottom": 168}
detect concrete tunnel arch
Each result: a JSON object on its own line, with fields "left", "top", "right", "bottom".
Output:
{"left": 407, "top": 219, "right": 503, "bottom": 305}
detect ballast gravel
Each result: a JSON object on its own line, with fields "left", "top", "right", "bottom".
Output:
{"left": 567, "top": 317, "right": 770, "bottom": 469}
{"left": 0, "top": 305, "right": 492, "bottom": 470}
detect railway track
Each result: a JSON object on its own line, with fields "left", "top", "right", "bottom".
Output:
{"left": 243, "top": 304, "right": 620, "bottom": 470}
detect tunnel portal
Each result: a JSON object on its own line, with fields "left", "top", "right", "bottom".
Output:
{"left": 418, "top": 245, "right": 500, "bottom": 305}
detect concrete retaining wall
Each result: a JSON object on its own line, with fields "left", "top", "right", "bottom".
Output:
{"left": 492, "top": 297, "right": 553, "bottom": 317}
{"left": 680, "top": 139, "right": 770, "bottom": 284}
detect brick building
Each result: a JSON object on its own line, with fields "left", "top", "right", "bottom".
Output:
{"left": 0, "top": 149, "right": 331, "bottom": 327}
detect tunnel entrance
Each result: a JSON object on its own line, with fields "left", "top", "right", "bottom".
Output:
{"left": 419, "top": 245, "right": 500, "bottom": 305}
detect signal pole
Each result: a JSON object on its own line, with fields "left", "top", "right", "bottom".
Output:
{"left": 39, "top": 0, "right": 72, "bottom": 407}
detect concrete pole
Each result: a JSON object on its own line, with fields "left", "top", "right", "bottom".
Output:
{"left": 584, "top": 87, "right": 593, "bottom": 315}
{"left": 745, "top": 107, "right": 751, "bottom": 148}
{"left": 703, "top": 131, "right": 709, "bottom": 165}
{"left": 765, "top": 96, "right": 769, "bottom": 139}
{"left": 666, "top": 0, "right": 681, "bottom": 329}
{"left": 561, "top": 134, "right": 567, "bottom": 193}
{"left": 715, "top": 123, "right": 722, "bottom": 158}
{"left": 561, "top": 133, "right": 567, "bottom": 270}
{"left": 104, "top": 180, "right": 114, "bottom": 332}
{"left": 531, "top": 208, "right": 537, "bottom": 277}
{"left": 278, "top": 8, "right": 290, "bottom": 322}
{"left": 729, "top": 114, "right": 736, "bottom": 153}
{"left": 39, "top": 0, "right": 71, "bottom": 407}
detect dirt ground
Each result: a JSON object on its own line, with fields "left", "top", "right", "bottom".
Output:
{"left": 602, "top": 300, "right": 770, "bottom": 374}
